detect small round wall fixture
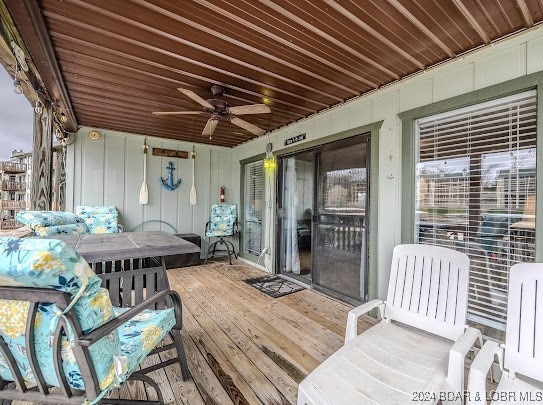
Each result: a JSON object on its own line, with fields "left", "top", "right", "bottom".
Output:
{"left": 89, "top": 131, "right": 100, "bottom": 140}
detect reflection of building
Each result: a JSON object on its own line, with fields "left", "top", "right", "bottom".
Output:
{"left": 325, "top": 168, "right": 366, "bottom": 211}
{"left": 417, "top": 167, "right": 536, "bottom": 213}
{"left": 495, "top": 168, "right": 536, "bottom": 211}
{"left": 9, "top": 150, "right": 32, "bottom": 209}
{"left": 0, "top": 151, "right": 28, "bottom": 230}
{"left": 417, "top": 173, "right": 468, "bottom": 210}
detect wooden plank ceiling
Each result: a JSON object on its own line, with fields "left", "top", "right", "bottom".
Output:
{"left": 5, "top": 0, "right": 543, "bottom": 147}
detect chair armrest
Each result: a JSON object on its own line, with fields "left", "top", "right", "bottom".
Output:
{"left": 446, "top": 327, "right": 484, "bottom": 400}
{"left": 345, "top": 299, "right": 384, "bottom": 344}
{"left": 76, "top": 289, "right": 183, "bottom": 347}
{"left": 467, "top": 340, "right": 500, "bottom": 405}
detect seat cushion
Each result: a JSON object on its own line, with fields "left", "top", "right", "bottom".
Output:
{"left": 76, "top": 206, "right": 118, "bottom": 215}
{"left": 206, "top": 229, "right": 234, "bottom": 237}
{"left": 298, "top": 322, "right": 452, "bottom": 404}
{"left": 112, "top": 307, "right": 176, "bottom": 380}
{"left": 33, "top": 223, "right": 88, "bottom": 237}
{"left": 80, "top": 213, "right": 119, "bottom": 234}
{"left": 16, "top": 211, "right": 84, "bottom": 228}
{"left": 0, "top": 238, "right": 119, "bottom": 390}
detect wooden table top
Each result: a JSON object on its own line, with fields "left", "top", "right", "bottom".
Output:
{"left": 47, "top": 231, "right": 201, "bottom": 263}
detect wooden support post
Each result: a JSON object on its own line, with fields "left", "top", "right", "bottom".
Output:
{"left": 30, "top": 101, "right": 52, "bottom": 211}
{"left": 52, "top": 145, "right": 66, "bottom": 211}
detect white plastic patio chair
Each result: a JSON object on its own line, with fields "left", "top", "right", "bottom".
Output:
{"left": 298, "top": 244, "right": 482, "bottom": 405}
{"left": 468, "top": 262, "right": 543, "bottom": 404}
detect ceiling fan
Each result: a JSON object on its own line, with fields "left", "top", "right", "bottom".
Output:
{"left": 152, "top": 85, "right": 271, "bottom": 139}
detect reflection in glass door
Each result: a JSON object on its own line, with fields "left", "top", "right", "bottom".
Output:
{"left": 313, "top": 138, "right": 369, "bottom": 302}
{"left": 277, "top": 136, "right": 369, "bottom": 303}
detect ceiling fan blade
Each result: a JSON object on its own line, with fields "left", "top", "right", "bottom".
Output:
{"left": 228, "top": 104, "right": 271, "bottom": 115}
{"left": 230, "top": 117, "right": 266, "bottom": 136}
{"left": 178, "top": 88, "right": 214, "bottom": 109}
{"left": 152, "top": 111, "right": 202, "bottom": 115}
{"left": 202, "top": 119, "right": 219, "bottom": 139}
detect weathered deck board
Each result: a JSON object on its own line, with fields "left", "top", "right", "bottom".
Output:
{"left": 12, "top": 260, "right": 372, "bottom": 404}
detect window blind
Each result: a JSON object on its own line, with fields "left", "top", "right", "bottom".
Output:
{"left": 415, "top": 90, "right": 537, "bottom": 333}
{"left": 243, "top": 161, "right": 264, "bottom": 256}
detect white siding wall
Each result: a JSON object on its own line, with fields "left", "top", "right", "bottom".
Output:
{"left": 231, "top": 27, "right": 543, "bottom": 299}
{"left": 66, "top": 27, "right": 543, "bottom": 299}
{"left": 66, "top": 127, "right": 234, "bottom": 256}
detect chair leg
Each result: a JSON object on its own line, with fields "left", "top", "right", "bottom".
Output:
{"left": 171, "top": 329, "right": 191, "bottom": 381}
{"left": 127, "top": 372, "right": 165, "bottom": 405}
{"left": 204, "top": 241, "right": 219, "bottom": 264}
{"left": 100, "top": 373, "right": 164, "bottom": 404}
{"left": 223, "top": 240, "right": 233, "bottom": 265}
{"left": 227, "top": 241, "right": 237, "bottom": 259}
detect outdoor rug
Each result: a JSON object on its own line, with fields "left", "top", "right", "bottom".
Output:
{"left": 244, "top": 275, "right": 305, "bottom": 298}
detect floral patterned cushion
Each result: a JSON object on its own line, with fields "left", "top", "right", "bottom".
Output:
{"left": 0, "top": 238, "right": 119, "bottom": 391}
{"left": 81, "top": 214, "right": 119, "bottom": 234}
{"left": 207, "top": 204, "right": 237, "bottom": 237}
{"left": 34, "top": 223, "right": 88, "bottom": 237}
{"left": 76, "top": 206, "right": 119, "bottom": 234}
{"left": 16, "top": 211, "right": 84, "bottom": 228}
{"left": 112, "top": 307, "right": 175, "bottom": 379}
{"left": 75, "top": 206, "right": 118, "bottom": 216}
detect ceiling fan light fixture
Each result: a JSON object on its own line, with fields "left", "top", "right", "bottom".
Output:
{"left": 153, "top": 86, "right": 271, "bottom": 138}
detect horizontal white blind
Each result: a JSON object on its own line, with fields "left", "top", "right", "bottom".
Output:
{"left": 243, "top": 161, "right": 264, "bottom": 257}
{"left": 415, "top": 90, "right": 537, "bottom": 333}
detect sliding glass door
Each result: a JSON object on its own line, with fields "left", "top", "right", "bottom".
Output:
{"left": 277, "top": 135, "right": 370, "bottom": 303}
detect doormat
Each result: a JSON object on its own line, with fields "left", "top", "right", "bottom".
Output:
{"left": 244, "top": 275, "right": 305, "bottom": 298}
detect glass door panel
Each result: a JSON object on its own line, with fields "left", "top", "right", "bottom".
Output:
{"left": 313, "top": 140, "right": 368, "bottom": 302}
{"left": 278, "top": 151, "right": 314, "bottom": 283}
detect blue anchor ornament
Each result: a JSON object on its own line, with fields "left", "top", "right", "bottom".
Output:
{"left": 160, "top": 161, "right": 182, "bottom": 191}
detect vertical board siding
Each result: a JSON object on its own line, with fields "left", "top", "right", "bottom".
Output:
{"left": 69, "top": 129, "right": 232, "bottom": 256}
{"left": 104, "top": 134, "right": 125, "bottom": 216}
{"left": 81, "top": 130, "right": 105, "bottom": 206}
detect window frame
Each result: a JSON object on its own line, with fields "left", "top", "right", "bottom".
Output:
{"left": 239, "top": 154, "right": 266, "bottom": 263}
{"left": 399, "top": 72, "right": 543, "bottom": 262}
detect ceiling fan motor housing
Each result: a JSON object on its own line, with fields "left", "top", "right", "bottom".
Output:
{"left": 206, "top": 98, "right": 229, "bottom": 112}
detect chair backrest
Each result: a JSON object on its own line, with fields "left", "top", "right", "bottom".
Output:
{"left": 0, "top": 237, "right": 118, "bottom": 396}
{"left": 504, "top": 263, "right": 543, "bottom": 381}
{"left": 385, "top": 244, "right": 470, "bottom": 341}
{"left": 207, "top": 204, "right": 237, "bottom": 235}
{"left": 91, "top": 257, "right": 170, "bottom": 308}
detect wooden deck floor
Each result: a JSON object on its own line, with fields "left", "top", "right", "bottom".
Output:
{"left": 13, "top": 259, "right": 492, "bottom": 405}
{"left": 163, "top": 260, "right": 377, "bottom": 404}
{"left": 13, "top": 259, "right": 374, "bottom": 405}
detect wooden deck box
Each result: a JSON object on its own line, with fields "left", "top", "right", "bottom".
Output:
{"left": 164, "top": 233, "right": 201, "bottom": 269}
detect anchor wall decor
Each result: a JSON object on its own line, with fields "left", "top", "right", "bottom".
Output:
{"left": 160, "top": 161, "right": 182, "bottom": 191}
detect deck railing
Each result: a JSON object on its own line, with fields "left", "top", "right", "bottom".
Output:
{"left": 1, "top": 181, "right": 26, "bottom": 191}
{"left": 0, "top": 200, "right": 26, "bottom": 210}
{"left": 0, "top": 162, "right": 27, "bottom": 173}
{"left": 0, "top": 219, "right": 20, "bottom": 230}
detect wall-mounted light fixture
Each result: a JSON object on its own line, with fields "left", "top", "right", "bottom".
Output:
{"left": 59, "top": 112, "right": 67, "bottom": 123}
{"left": 263, "top": 142, "right": 276, "bottom": 170}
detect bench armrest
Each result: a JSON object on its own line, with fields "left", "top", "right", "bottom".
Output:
{"left": 467, "top": 340, "right": 500, "bottom": 405}
{"left": 76, "top": 289, "right": 183, "bottom": 347}
{"left": 345, "top": 299, "right": 384, "bottom": 344}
